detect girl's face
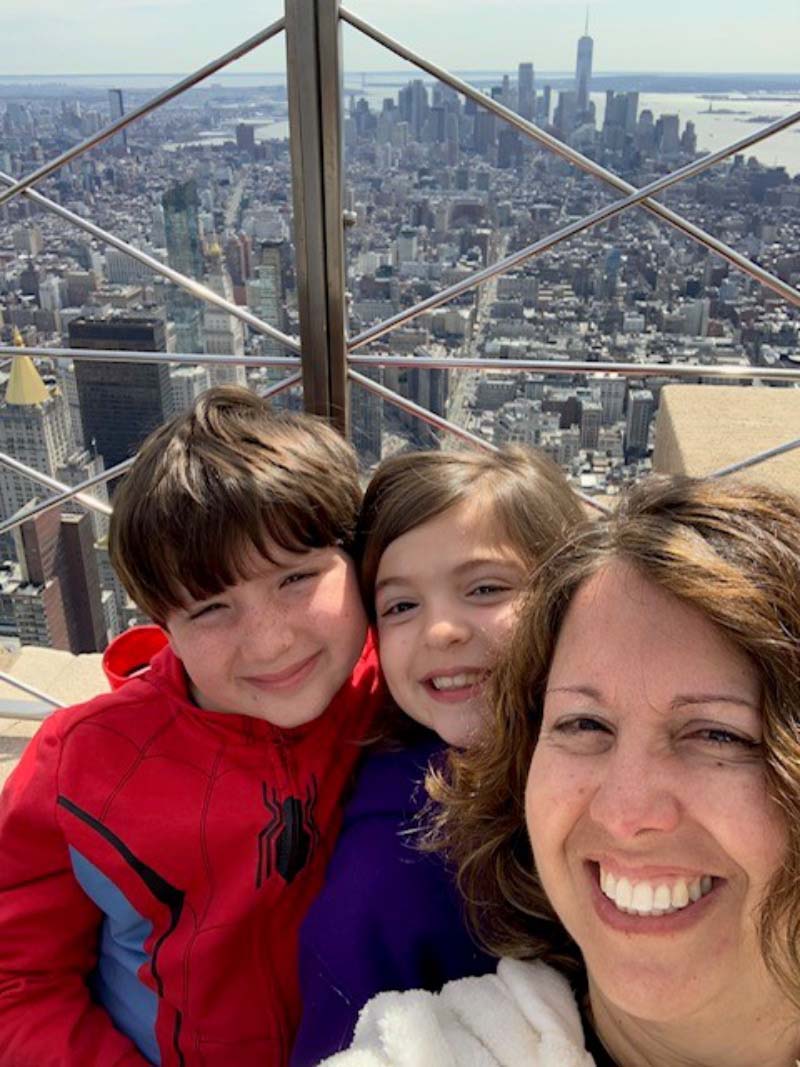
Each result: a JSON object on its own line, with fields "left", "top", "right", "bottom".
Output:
{"left": 374, "top": 498, "right": 527, "bottom": 747}
{"left": 526, "top": 561, "right": 787, "bottom": 1026}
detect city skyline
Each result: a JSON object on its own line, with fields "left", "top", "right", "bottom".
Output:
{"left": 4, "top": 1, "right": 800, "bottom": 77}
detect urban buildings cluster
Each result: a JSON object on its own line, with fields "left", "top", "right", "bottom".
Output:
{"left": 0, "top": 22, "right": 798, "bottom": 653}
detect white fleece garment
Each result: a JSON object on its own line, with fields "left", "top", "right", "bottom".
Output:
{"left": 319, "top": 959, "right": 597, "bottom": 1067}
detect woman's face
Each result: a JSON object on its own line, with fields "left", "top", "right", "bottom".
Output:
{"left": 526, "top": 560, "right": 787, "bottom": 1023}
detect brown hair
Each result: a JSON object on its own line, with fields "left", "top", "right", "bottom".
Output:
{"left": 109, "top": 386, "right": 362, "bottom": 624}
{"left": 428, "top": 475, "right": 800, "bottom": 1002}
{"left": 357, "top": 445, "right": 584, "bottom": 623}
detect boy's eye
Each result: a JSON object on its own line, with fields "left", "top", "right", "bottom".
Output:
{"left": 188, "top": 602, "right": 226, "bottom": 621}
{"left": 279, "top": 570, "right": 317, "bottom": 589}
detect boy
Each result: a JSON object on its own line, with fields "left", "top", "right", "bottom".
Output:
{"left": 0, "top": 387, "right": 383, "bottom": 1067}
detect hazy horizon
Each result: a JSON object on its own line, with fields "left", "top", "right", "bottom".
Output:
{"left": 4, "top": 1, "right": 799, "bottom": 78}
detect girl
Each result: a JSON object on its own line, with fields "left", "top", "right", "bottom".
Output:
{"left": 290, "top": 446, "right": 584, "bottom": 1066}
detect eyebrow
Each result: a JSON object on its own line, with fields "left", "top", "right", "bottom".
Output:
{"left": 375, "top": 556, "right": 524, "bottom": 594}
{"left": 545, "top": 684, "right": 758, "bottom": 712}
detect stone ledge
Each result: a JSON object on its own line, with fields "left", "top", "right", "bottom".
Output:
{"left": 653, "top": 384, "right": 800, "bottom": 493}
{"left": 0, "top": 646, "right": 108, "bottom": 788}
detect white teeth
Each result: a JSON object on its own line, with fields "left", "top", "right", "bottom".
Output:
{"left": 430, "top": 672, "right": 482, "bottom": 690}
{"left": 616, "top": 877, "right": 632, "bottom": 909}
{"left": 599, "top": 865, "right": 714, "bottom": 917}
{"left": 653, "top": 884, "right": 671, "bottom": 911}
{"left": 631, "top": 882, "right": 653, "bottom": 913}
{"left": 671, "top": 880, "right": 689, "bottom": 909}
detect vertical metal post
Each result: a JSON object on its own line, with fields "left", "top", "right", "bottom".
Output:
{"left": 285, "top": 0, "right": 349, "bottom": 433}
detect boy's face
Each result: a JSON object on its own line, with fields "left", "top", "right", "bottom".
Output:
{"left": 164, "top": 542, "right": 367, "bottom": 727}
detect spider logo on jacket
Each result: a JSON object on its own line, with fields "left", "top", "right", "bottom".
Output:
{"left": 257, "top": 777, "right": 320, "bottom": 887}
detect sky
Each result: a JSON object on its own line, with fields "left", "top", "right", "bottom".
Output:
{"left": 3, "top": 0, "right": 799, "bottom": 77}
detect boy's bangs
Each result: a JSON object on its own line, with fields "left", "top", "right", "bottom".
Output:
{"left": 155, "top": 500, "right": 327, "bottom": 613}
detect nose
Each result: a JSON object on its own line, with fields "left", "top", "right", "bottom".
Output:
{"left": 241, "top": 601, "right": 295, "bottom": 660}
{"left": 422, "top": 605, "right": 472, "bottom": 650}
{"left": 588, "top": 744, "right": 682, "bottom": 841}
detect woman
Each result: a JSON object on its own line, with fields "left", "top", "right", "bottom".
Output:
{"left": 320, "top": 475, "right": 800, "bottom": 1067}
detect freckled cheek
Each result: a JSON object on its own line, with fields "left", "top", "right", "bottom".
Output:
{"left": 526, "top": 755, "right": 593, "bottom": 850}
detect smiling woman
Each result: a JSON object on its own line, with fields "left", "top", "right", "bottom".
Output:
{"left": 321, "top": 475, "right": 800, "bottom": 1067}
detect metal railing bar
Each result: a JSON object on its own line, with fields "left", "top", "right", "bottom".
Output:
{"left": 0, "top": 15, "right": 287, "bottom": 212}
{"left": 0, "top": 452, "right": 112, "bottom": 519}
{"left": 4, "top": 344, "right": 796, "bottom": 383}
{"left": 348, "top": 354, "right": 800, "bottom": 383}
{"left": 0, "top": 457, "right": 135, "bottom": 537}
{"left": 348, "top": 367, "right": 496, "bottom": 451}
{"left": 348, "top": 114, "right": 800, "bottom": 353}
{"left": 709, "top": 436, "right": 800, "bottom": 478}
{"left": 0, "top": 702, "right": 57, "bottom": 722}
{"left": 0, "top": 373, "right": 302, "bottom": 537}
{"left": 341, "top": 9, "right": 800, "bottom": 325}
{"left": 0, "top": 346, "right": 301, "bottom": 369}
{"left": 349, "top": 369, "right": 610, "bottom": 514}
{"left": 348, "top": 158, "right": 799, "bottom": 348}
{"left": 258, "top": 371, "right": 303, "bottom": 399}
{"left": 0, "top": 172, "right": 302, "bottom": 355}
{"left": 0, "top": 672, "right": 64, "bottom": 712}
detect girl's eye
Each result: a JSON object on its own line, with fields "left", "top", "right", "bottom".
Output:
{"left": 380, "top": 600, "right": 417, "bottom": 618}
{"left": 468, "top": 583, "right": 513, "bottom": 598}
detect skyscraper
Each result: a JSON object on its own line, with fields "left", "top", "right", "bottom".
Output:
{"left": 107, "top": 88, "right": 128, "bottom": 155}
{"left": 10, "top": 506, "right": 107, "bottom": 652}
{"left": 246, "top": 241, "right": 286, "bottom": 361}
{"left": 68, "top": 315, "right": 174, "bottom": 469}
{"left": 162, "top": 180, "right": 204, "bottom": 354}
{"left": 204, "top": 243, "right": 246, "bottom": 388}
{"left": 575, "top": 14, "right": 594, "bottom": 116}
{"left": 517, "top": 63, "right": 535, "bottom": 122}
{"left": 0, "top": 339, "right": 72, "bottom": 523}
{"left": 625, "top": 389, "right": 655, "bottom": 458}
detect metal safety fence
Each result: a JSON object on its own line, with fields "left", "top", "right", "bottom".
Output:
{"left": 0, "top": 0, "right": 798, "bottom": 716}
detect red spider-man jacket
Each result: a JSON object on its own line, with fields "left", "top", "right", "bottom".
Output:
{"left": 0, "top": 636, "right": 382, "bottom": 1067}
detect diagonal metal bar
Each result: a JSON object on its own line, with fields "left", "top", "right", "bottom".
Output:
{"left": 347, "top": 354, "right": 800, "bottom": 383}
{"left": 342, "top": 8, "right": 800, "bottom": 347}
{"left": 348, "top": 136, "right": 800, "bottom": 351}
{"left": 0, "top": 452, "right": 112, "bottom": 518}
{"left": 0, "top": 171, "right": 302, "bottom": 355}
{"left": 0, "top": 373, "right": 304, "bottom": 538}
{"left": 258, "top": 371, "right": 304, "bottom": 400}
{"left": 709, "top": 436, "right": 800, "bottom": 479}
{"left": 0, "top": 16, "right": 286, "bottom": 211}
{"left": 349, "top": 368, "right": 495, "bottom": 450}
{"left": 0, "top": 672, "right": 64, "bottom": 713}
{"left": 0, "top": 457, "right": 135, "bottom": 537}
{"left": 348, "top": 369, "right": 609, "bottom": 513}
{"left": 0, "top": 345, "right": 301, "bottom": 370}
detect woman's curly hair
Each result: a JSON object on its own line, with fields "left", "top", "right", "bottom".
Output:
{"left": 427, "top": 475, "right": 800, "bottom": 1003}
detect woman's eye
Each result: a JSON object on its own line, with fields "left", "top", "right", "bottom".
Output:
{"left": 692, "top": 727, "right": 759, "bottom": 750}
{"left": 555, "top": 716, "right": 610, "bottom": 735}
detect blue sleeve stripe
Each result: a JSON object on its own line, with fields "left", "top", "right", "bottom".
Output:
{"left": 69, "top": 846, "right": 162, "bottom": 1066}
